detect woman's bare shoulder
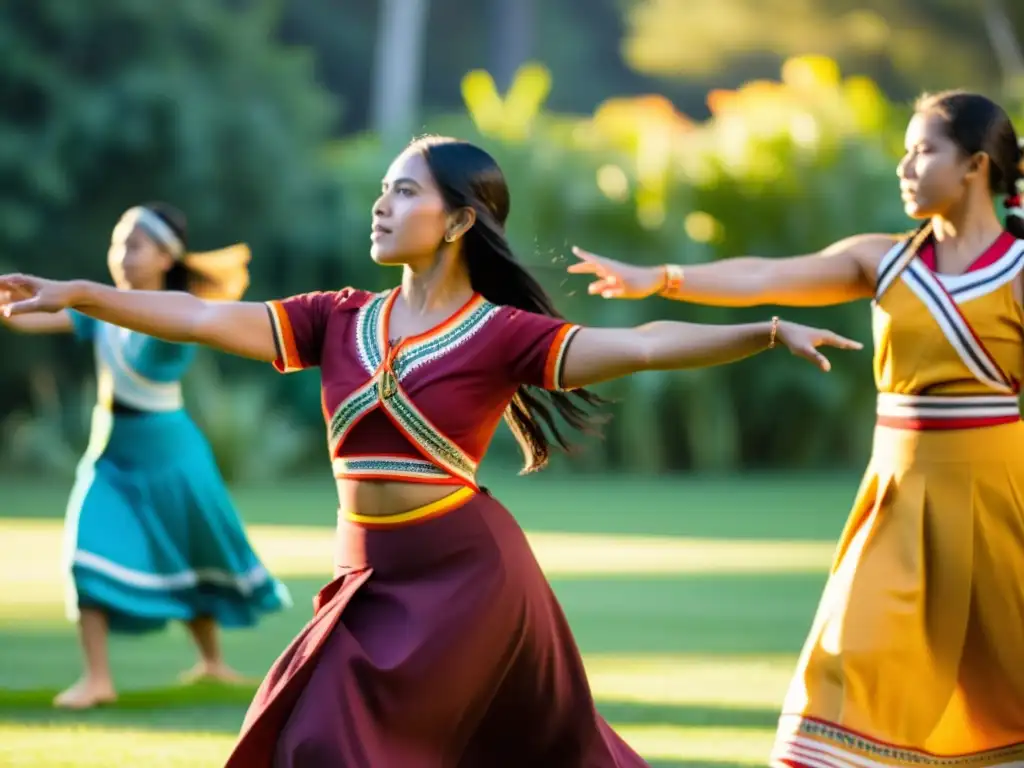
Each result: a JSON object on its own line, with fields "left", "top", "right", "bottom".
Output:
{"left": 825, "top": 232, "right": 902, "bottom": 256}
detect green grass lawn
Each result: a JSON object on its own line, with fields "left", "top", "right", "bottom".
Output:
{"left": 0, "top": 470, "right": 859, "bottom": 767}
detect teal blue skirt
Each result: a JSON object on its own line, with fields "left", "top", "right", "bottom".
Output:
{"left": 64, "top": 406, "right": 291, "bottom": 634}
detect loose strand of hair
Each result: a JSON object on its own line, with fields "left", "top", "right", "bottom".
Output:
{"left": 463, "top": 215, "right": 608, "bottom": 473}
{"left": 1007, "top": 213, "right": 1024, "bottom": 240}
{"left": 1005, "top": 142, "right": 1024, "bottom": 239}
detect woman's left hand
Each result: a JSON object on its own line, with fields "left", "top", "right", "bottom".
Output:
{"left": 0, "top": 274, "right": 82, "bottom": 316}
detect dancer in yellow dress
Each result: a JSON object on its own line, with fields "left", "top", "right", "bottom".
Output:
{"left": 567, "top": 90, "right": 1024, "bottom": 766}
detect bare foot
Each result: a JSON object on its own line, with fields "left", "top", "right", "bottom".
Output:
{"left": 178, "top": 661, "right": 251, "bottom": 685}
{"left": 53, "top": 678, "right": 117, "bottom": 710}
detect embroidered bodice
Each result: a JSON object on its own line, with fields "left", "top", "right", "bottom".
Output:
{"left": 873, "top": 231, "right": 1024, "bottom": 396}
{"left": 265, "top": 287, "right": 580, "bottom": 487}
{"left": 871, "top": 230, "right": 1024, "bottom": 429}
{"left": 70, "top": 311, "right": 197, "bottom": 412}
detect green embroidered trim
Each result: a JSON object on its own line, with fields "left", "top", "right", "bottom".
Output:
{"left": 355, "top": 293, "right": 388, "bottom": 375}
{"left": 333, "top": 456, "right": 451, "bottom": 480}
{"left": 332, "top": 292, "right": 497, "bottom": 485}
{"left": 326, "top": 373, "right": 478, "bottom": 485}
{"left": 328, "top": 379, "right": 378, "bottom": 454}
{"left": 381, "top": 387, "right": 477, "bottom": 485}
{"left": 392, "top": 300, "right": 499, "bottom": 378}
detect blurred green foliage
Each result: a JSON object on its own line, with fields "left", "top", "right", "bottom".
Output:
{"left": 1, "top": 2, "right": 1021, "bottom": 478}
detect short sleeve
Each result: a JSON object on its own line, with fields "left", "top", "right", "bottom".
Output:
{"left": 67, "top": 310, "right": 97, "bottom": 342}
{"left": 264, "top": 288, "right": 361, "bottom": 373}
{"left": 498, "top": 308, "right": 581, "bottom": 391}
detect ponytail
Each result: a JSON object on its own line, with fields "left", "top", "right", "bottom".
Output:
{"left": 140, "top": 202, "right": 250, "bottom": 300}
{"left": 1006, "top": 142, "right": 1024, "bottom": 240}
{"left": 1005, "top": 198, "right": 1024, "bottom": 239}
{"left": 415, "top": 137, "right": 608, "bottom": 473}
{"left": 463, "top": 209, "right": 607, "bottom": 473}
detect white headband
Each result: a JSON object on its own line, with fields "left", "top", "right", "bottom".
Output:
{"left": 119, "top": 206, "right": 185, "bottom": 259}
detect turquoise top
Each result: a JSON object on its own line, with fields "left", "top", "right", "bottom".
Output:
{"left": 69, "top": 310, "right": 197, "bottom": 412}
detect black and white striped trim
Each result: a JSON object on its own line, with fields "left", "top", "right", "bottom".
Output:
{"left": 877, "top": 392, "right": 1021, "bottom": 421}
{"left": 900, "top": 259, "right": 1014, "bottom": 393}
{"left": 935, "top": 238, "right": 1024, "bottom": 303}
{"left": 875, "top": 242, "right": 911, "bottom": 299}
{"left": 875, "top": 225, "right": 931, "bottom": 299}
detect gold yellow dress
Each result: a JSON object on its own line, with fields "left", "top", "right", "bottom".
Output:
{"left": 772, "top": 228, "right": 1024, "bottom": 767}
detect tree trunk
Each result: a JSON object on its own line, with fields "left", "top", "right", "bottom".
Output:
{"left": 488, "top": 0, "right": 534, "bottom": 91}
{"left": 981, "top": 0, "right": 1024, "bottom": 93}
{"left": 371, "top": 0, "right": 431, "bottom": 146}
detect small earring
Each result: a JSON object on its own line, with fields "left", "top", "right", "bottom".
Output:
{"left": 444, "top": 232, "right": 456, "bottom": 243}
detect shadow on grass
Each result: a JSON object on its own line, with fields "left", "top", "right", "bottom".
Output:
{"left": 0, "top": 683, "right": 777, "bottom": 732}
{"left": 2, "top": 472, "right": 857, "bottom": 540}
{"left": 1, "top": 572, "right": 816, "bottom": 692}
{"left": 0, "top": 682, "right": 257, "bottom": 711}
{"left": 599, "top": 700, "right": 777, "bottom": 729}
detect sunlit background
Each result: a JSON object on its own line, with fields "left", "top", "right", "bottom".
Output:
{"left": 2, "top": 1, "right": 1022, "bottom": 766}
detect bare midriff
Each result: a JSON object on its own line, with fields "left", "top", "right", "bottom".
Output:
{"left": 335, "top": 478, "right": 467, "bottom": 518}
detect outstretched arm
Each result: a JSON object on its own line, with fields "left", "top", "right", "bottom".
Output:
{"left": 568, "top": 234, "right": 896, "bottom": 308}
{"left": 1, "top": 277, "right": 277, "bottom": 361}
{"left": 0, "top": 310, "right": 73, "bottom": 334}
{"left": 500, "top": 308, "right": 862, "bottom": 393}
{"left": 559, "top": 319, "right": 861, "bottom": 390}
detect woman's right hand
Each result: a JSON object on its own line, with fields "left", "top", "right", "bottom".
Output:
{"left": 0, "top": 274, "right": 81, "bottom": 317}
{"left": 567, "top": 246, "right": 666, "bottom": 299}
{"left": 775, "top": 319, "right": 863, "bottom": 372}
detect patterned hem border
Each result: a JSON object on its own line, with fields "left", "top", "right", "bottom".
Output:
{"left": 774, "top": 715, "right": 1024, "bottom": 767}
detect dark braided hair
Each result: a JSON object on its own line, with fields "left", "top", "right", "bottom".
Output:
{"left": 413, "top": 136, "right": 607, "bottom": 473}
{"left": 915, "top": 91, "right": 1024, "bottom": 238}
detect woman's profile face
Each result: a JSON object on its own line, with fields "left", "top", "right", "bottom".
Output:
{"left": 897, "top": 112, "right": 978, "bottom": 219}
{"left": 107, "top": 216, "right": 173, "bottom": 290}
{"left": 370, "top": 149, "right": 449, "bottom": 266}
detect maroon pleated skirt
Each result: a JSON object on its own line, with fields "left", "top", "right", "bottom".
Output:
{"left": 223, "top": 488, "right": 648, "bottom": 768}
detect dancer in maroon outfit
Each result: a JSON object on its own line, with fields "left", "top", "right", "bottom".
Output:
{"left": 0, "top": 137, "right": 860, "bottom": 767}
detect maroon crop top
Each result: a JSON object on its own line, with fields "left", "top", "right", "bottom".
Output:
{"left": 265, "top": 287, "right": 580, "bottom": 487}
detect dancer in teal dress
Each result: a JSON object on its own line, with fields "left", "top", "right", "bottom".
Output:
{"left": 0, "top": 203, "right": 290, "bottom": 708}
